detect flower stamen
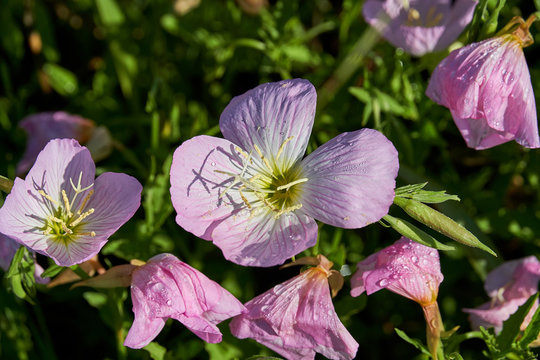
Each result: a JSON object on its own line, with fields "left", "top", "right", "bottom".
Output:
{"left": 276, "top": 136, "right": 294, "bottom": 161}
{"left": 276, "top": 178, "right": 308, "bottom": 192}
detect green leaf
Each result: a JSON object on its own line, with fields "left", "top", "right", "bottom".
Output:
{"left": 497, "top": 293, "right": 539, "bottom": 352}
{"left": 0, "top": 10, "right": 24, "bottom": 63}
{"left": 109, "top": 41, "right": 138, "bottom": 98}
{"left": 205, "top": 341, "right": 242, "bottom": 360}
{"left": 519, "top": 301, "right": 540, "bottom": 348}
{"left": 394, "top": 328, "right": 432, "bottom": 356}
{"left": 536, "top": 0, "right": 540, "bottom": 11}
{"left": 348, "top": 86, "right": 371, "bottom": 104}
{"left": 382, "top": 214, "right": 455, "bottom": 251}
{"left": 96, "top": 0, "right": 125, "bottom": 27}
{"left": 447, "top": 352, "right": 464, "bottom": 360}
{"left": 144, "top": 342, "right": 167, "bottom": 360}
{"left": 40, "top": 264, "right": 65, "bottom": 278}
{"left": 6, "top": 246, "right": 36, "bottom": 303}
{"left": 83, "top": 291, "right": 108, "bottom": 308}
{"left": 395, "top": 183, "right": 460, "bottom": 203}
{"left": 43, "top": 63, "right": 78, "bottom": 96}
{"left": 6, "top": 246, "right": 25, "bottom": 278}
{"left": 393, "top": 197, "right": 496, "bottom": 256}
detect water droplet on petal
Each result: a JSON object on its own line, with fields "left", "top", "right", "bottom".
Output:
{"left": 211, "top": 162, "right": 216, "bottom": 166}
{"left": 166, "top": 299, "right": 172, "bottom": 306}
{"left": 378, "top": 279, "right": 388, "bottom": 287}
{"left": 411, "top": 256, "right": 419, "bottom": 264}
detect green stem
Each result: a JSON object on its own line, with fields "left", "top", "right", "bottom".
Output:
{"left": 317, "top": 27, "right": 380, "bottom": 110}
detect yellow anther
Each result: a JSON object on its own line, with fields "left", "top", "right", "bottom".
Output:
{"left": 425, "top": 6, "right": 443, "bottom": 27}
{"left": 61, "top": 190, "right": 72, "bottom": 217}
{"left": 408, "top": 8, "right": 420, "bottom": 22}
{"left": 253, "top": 144, "right": 274, "bottom": 174}
{"left": 70, "top": 208, "right": 94, "bottom": 227}
{"left": 273, "top": 204, "right": 303, "bottom": 219}
{"left": 77, "top": 189, "right": 94, "bottom": 215}
{"left": 235, "top": 146, "right": 250, "bottom": 160}
{"left": 239, "top": 188, "right": 251, "bottom": 209}
{"left": 79, "top": 231, "right": 96, "bottom": 237}
{"left": 38, "top": 190, "right": 58, "bottom": 205}
{"left": 276, "top": 136, "right": 294, "bottom": 161}
{"left": 276, "top": 178, "right": 308, "bottom": 192}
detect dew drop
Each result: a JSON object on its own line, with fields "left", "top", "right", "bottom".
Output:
{"left": 211, "top": 162, "right": 216, "bottom": 166}
{"left": 378, "top": 279, "right": 388, "bottom": 287}
{"left": 166, "top": 299, "right": 172, "bottom": 306}
{"left": 273, "top": 284, "right": 286, "bottom": 295}
{"left": 411, "top": 256, "right": 419, "bottom": 264}
{"left": 261, "top": 305, "right": 270, "bottom": 313}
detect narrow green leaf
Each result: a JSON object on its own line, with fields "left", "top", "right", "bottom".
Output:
{"left": 395, "top": 183, "right": 460, "bottom": 203}
{"left": 394, "top": 328, "right": 432, "bottom": 356}
{"left": 96, "top": 0, "right": 125, "bottom": 27}
{"left": 6, "top": 246, "right": 25, "bottom": 278}
{"left": 40, "top": 264, "right": 65, "bottom": 278}
{"left": 348, "top": 86, "right": 371, "bottom": 103}
{"left": 382, "top": 215, "right": 455, "bottom": 251}
{"left": 519, "top": 302, "right": 540, "bottom": 348}
{"left": 109, "top": 41, "right": 138, "bottom": 98}
{"left": 144, "top": 342, "right": 167, "bottom": 360}
{"left": 536, "top": 0, "right": 540, "bottom": 11}
{"left": 497, "top": 293, "right": 539, "bottom": 352}
{"left": 393, "top": 197, "right": 496, "bottom": 256}
{"left": 43, "top": 63, "right": 78, "bottom": 96}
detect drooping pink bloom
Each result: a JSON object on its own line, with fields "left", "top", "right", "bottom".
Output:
{"left": 463, "top": 256, "right": 540, "bottom": 335}
{"left": 16, "top": 111, "right": 113, "bottom": 176}
{"left": 363, "top": 0, "right": 477, "bottom": 56}
{"left": 230, "top": 255, "right": 359, "bottom": 360}
{"left": 351, "top": 237, "right": 444, "bottom": 359}
{"left": 170, "top": 79, "right": 399, "bottom": 267}
{"left": 0, "top": 139, "right": 142, "bottom": 266}
{"left": 351, "top": 236, "right": 443, "bottom": 305}
{"left": 426, "top": 15, "right": 540, "bottom": 149}
{"left": 124, "top": 253, "right": 246, "bottom": 349}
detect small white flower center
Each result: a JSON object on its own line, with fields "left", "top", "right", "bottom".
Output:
{"left": 38, "top": 171, "right": 96, "bottom": 244}
{"left": 216, "top": 137, "right": 308, "bottom": 219}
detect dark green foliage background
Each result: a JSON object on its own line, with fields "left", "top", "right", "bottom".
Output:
{"left": 0, "top": 0, "right": 539, "bottom": 359}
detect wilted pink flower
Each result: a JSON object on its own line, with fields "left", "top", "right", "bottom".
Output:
{"left": 351, "top": 237, "right": 444, "bottom": 359}
{"left": 0, "top": 139, "right": 142, "bottom": 266}
{"left": 230, "top": 255, "right": 358, "bottom": 360}
{"left": 463, "top": 256, "right": 540, "bottom": 335}
{"left": 124, "top": 253, "right": 246, "bottom": 349}
{"left": 351, "top": 236, "right": 443, "bottom": 305}
{"left": 16, "top": 111, "right": 113, "bottom": 176}
{"left": 426, "top": 15, "right": 540, "bottom": 149}
{"left": 363, "top": 0, "right": 477, "bottom": 56}
{"left": 170, "top": 79, "right": 399, "bottom": 267}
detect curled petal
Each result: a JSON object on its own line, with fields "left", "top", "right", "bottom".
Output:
{"left": 426, "top": 36, "right": 540, "bottom": 149}
{"left": 351, "top": 237, "right": 443, "bottom": 306}
{"left": 231, "top": 267, "right": 358, "bottom": 360}
{"left": 219, "top": 79, "right": 316, "bottom": 170}
{"left": 300, "top": 129, "right": 398, "bottom": 228}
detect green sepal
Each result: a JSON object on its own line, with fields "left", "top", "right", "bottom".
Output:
{"left": 382, "top": 214, "right": 455, "bottom": 251}
{"left": 395, "top": 183, "right": 460, "bottom": 203}
{"left": 6, "top": 246, "right": 36, "bottom": 304}
{"left": 393, "top": 197, "right": 496, "bottom": 256}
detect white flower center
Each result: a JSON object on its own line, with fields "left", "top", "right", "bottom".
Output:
{"left": 38, "top": 171, "right": 96, "bottom": 244}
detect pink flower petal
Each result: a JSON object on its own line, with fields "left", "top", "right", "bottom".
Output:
{"left": 351, "top": 237, "right": 443, "bottom": 305}
{"left": 219, "top": 79, "right": 316, "bottom": 169}
{"left": 230, "top": 263, "right": 358, "bottom": 360}
{"left": 0, "top": 233, "right": 21, "bottom": 271}
{"left": 300, "top": 129, "right": 398, "bottom": 228}
{"left": 17, "top": 112, "right": 95, "bottom": 176}
{"left": 426, "top": 35, "right": 540, "bottom": 149}
{"left": 363, "top": 0, "right": 477, "bottom": 56}
{"left": 125, "top": 254, "right": 245, "bottom": 349}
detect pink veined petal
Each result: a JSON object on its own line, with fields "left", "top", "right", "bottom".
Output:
{"left": 170, "top": 135, "right": 251, "bottom": 240}
{"left": 299, "top": 128, "right": 398, "bottom": 229}
{"left": 230, "top": 267, "right": 358, "bottom": 360}
{"left": 484, "top": 256, "right": 540, "bottom": 301}
{"left": 351, "top": 237, "right": 443, "bottom": 305}
{"left": 436, "top": 0, "right": 478, "bottom": 51}
{"left": 0, "top": 178, "right": 54, "bottom": 254}
{"left": 124, "top": 284, "right": 168, "bottom": 349}
{"left": 219, "top": 79, "right": 316, "bottom": 170}
{"left": 26, "top": 138, "right": 96, "bottom": 208}
{"left": 210, "top": 209, "right": 318, "bottom": 267}
{"left": 295, "top": 270, "right": 359, "bottom": 360}
{"left": 463, "top": 298, "right": 527, "bottom": 333}
{"left": 17, "top": 112, "right": 94, "bottom": 176}
{"left": 173, "top": 314, "right": 223, "bottom": 343}
{"left": 83, "top": 172, "right": 142, "bottom": 238}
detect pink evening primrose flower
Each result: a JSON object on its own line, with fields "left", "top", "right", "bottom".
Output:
{"left": 426, "top": 15, "right": 540, "bottom": 149}
{"left": 124, "top": 253, "right": 246, "bottom": 349}
{"left": 463, "top": 256, "right": 540, "bottom": 335}
{"left": 350, "top": 236, "right": 443, "bottom": 305}
{"left": 170, "top": 79, "right": 399, "bottom": 267}
{"left": 351, "top": 236, "right": 445, "bottom": 358}
{"left": 230, "top": 255, "right": 359, "bottom": 360}
{"left": 363, "top": 0, "right": 478, "bottom": 56}
{"left": 0, "top": 138, "right": 142, "bottom": 266}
